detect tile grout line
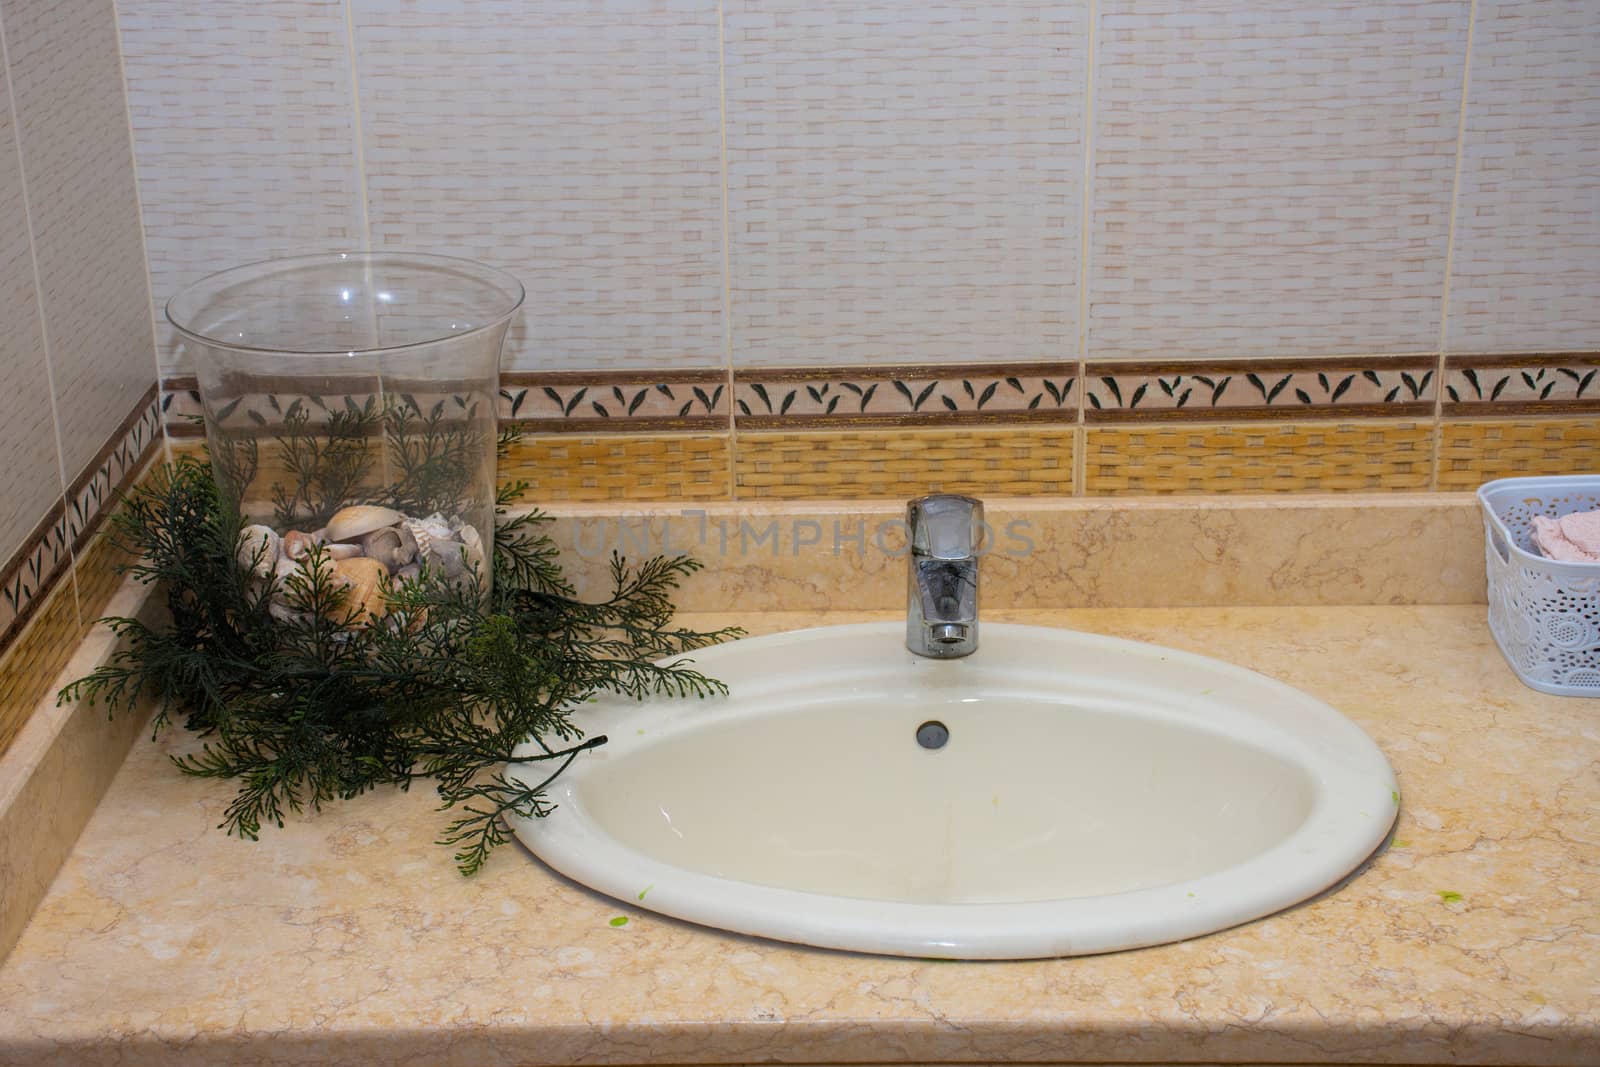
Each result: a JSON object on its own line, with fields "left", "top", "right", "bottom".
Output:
{"left": 1073, "top": 0, "right": 1097, "bottom": 497}
{"left": 105, "top": 0, "right": 165, "bottom": 448}
{"left": 0, "top": 4, "right": 78, "bottom": 627}
{"left": 716, "top": 0, "right": 738, "bottom": 501}
{"left": 1431, "top": 0, "right": 1478, "bottom": 491}
{"left": 344, "top": 0, "right": 387, "bottom": 492}
{"left": 342, "top": 0, "right": 372, "bottom": 251}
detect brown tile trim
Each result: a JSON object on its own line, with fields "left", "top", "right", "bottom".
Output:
{"left": 735, "top": 360, "right": 1072, "bottom": 383}
{"left": 0, "top": 388, "right": 163, "bottom": 656}
{"left": 499, "top": 368, "right": 727, "bottom": 387}
{"left": 1092, "top": 353, "right": 1435, "bottom": 376}
{"left": 1441, "top": 355, "right": 1600, "bottom": 416}
{"left": 1446, "top": 351, "right": 1600, "bottom": 368}
{"left": 1084, "top": 357, "right": 1437, "bottom": 422}
{"left": 170, "top": 370, "right": 733, "bottom": 389}
{"left": 1088, "top": 402, "right": 1436, "bottom": 423}
{"left": 505, "top": 415, "right": 729, "bottom": 435}
{"left": 738, "top": 409, "right": 1079, "bottom": 430}
{"left": 1444, "top": 400, "right": 1600, "bottom": 418}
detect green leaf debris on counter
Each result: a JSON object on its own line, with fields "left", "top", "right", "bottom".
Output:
{"left": 609, "top": 916, "right": 630, "bottom": 928}
{"left": 1437, "top": 890, "right": 1463, "bottom": 903}
{"left": 58, "top": 435, "right": 739, "bottom": 876}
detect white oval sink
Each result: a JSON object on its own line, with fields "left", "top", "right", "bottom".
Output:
{"left": 509, "top": 623, "right": 1398, "bottom": 959}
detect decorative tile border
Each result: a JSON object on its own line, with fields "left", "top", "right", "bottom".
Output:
{"left": 162, "top": 372, "right": 732, "bottom": 436}
{"left": 499, "top": 370, "right": 728, "bottom": 433}
{"left": 1083, "top": 356, "right": 1437, "bottom": 422}
{"left": 164, "top": 367, "right": 1085, "bottom": 435}
{"left": 0, "top": 385, "right": 162, "bottom": 654}
{"left": 733, "top": 364, "right": 1078, "bottom": 429}
{"left": 65, "top": 390, "right": 164, "bottom": 547}
{"left": 145, "top": 354, "right": 1600, "bottom": 508}
{"left": 0, "top": 506, "right": 73, "bottom": 653}
{"left": 158, "top": 377, "right": 203, "bottom": 436}
{"left": 161, "top": 354, "right": 1596, "bottom": 439}
{"left": 1442, "top": 353, "right": 1600, "bottom": 417}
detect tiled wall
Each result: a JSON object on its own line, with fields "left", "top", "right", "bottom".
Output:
{"left": 125, "top": 0, "right": 1599, "bottom": 500}
{"left": 0, "top": 0, "right": 162, "bottom": 754}
{"left": 0, "top": 1, "right": 1590, "bottom": 749}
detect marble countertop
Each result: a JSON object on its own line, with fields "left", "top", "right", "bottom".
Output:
{"left": 0, "top": 605, "right": 1595, "bottom": 1066}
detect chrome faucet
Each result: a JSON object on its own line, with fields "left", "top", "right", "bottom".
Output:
{"left": 906, "top": 494, "right": 983, "bottom": 658}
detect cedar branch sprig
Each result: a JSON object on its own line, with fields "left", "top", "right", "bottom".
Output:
{"left": 60, "top": 436, "right": 738, "bottom": 874}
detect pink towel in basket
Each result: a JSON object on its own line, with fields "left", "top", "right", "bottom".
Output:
{"left": 1559, "top": 510, "right": 1600, "bottom": 555}
{"left": 1531, "top": 513, "right": 1600, "bottom": 562}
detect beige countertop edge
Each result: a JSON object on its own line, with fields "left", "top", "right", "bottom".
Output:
{"left": 0, "top": 604, "right": 1595, "bottom": 1067}
{"left": 0, "top": 577, "right": 158, "bottom": 960}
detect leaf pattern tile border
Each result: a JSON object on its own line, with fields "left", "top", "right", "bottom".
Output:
{"left": 1442, "top": 353, "right": 1600, "bottom": 416}
{"left": 732, "top": 364, "right": 1079, "bottom": 427}
{"left": 0, "top": 385, "right": 162, "bottom": 651}
{"left": 161, "top": 354, "right": 1597, "bottom": 435}
{"left": 1081, "top": 356, "right": 1438, "bottom": 421}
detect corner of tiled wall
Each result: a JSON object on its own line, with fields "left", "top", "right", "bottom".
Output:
{"left": 0, "top": 0, "right": 162, "bottom": 758}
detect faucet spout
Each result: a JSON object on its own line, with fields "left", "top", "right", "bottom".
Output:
{"left": 906, "top": 494, "right": 983, "bottom": 658}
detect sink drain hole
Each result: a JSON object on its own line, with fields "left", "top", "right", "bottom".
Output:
{"left": 916, "top": 720, "right": 950, "bottom": 750}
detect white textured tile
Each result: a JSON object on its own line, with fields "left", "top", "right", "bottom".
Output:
{"left": 1446, "top": 1, "right": 1600, "bottom": 353}
{"left": 2, "top": 0, "right": 155, "bottom": 482}
{"left": 726, "top": 1, "right": 1086, "bottom": 369}
{"left": 1090, "top": 0, "right": 1468, "bottom": 359}
{"left": 116, "top": 0, "right": 366, "bottom": 373}
{"left": 0, "top": 61, "right": 60, "bottom": 564}
{"left": 352, "top": 0, "right": 725, "bottom": 373}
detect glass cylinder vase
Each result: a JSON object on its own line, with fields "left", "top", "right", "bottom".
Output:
{"left": 168, "top": 252, "right": 523, "bottom": 606}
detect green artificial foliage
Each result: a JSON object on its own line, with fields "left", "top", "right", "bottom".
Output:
{"left": 60, "top": 437, "right": 738, "bottom": 874}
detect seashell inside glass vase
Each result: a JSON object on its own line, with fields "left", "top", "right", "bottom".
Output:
{"left": 399, "top": 518, "right": 432, "bottom": 565}
{"left": 360, "top": 526, "right": 416, "bottom": 572}
{"left": 325, "top": 505, "right": 405, "bottom": 543}
{"left": 236, "top": 525, "right": 281, "bottom": 578}
{"left": 332, "top": 556, "right": 390, "bottom": 625}
{"left": 282, "top": 529, "right": 326, "bottom": 560}
{"left": 459, "top": 525, "right": 486, "bottom": 580}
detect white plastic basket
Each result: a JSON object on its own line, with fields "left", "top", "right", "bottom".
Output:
{"left": 1477, "top": 475, "right": 1600, "bottom": 697}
